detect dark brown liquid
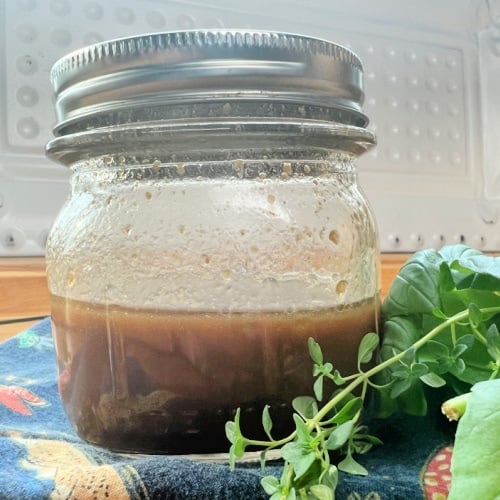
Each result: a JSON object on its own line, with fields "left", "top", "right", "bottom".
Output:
{"left": 51, "top": 295, "right": 378, "bottom": 454}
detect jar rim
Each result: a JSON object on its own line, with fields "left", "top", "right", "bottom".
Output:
{"left": 46, "top": 118, "right": 376, "bottom": 166}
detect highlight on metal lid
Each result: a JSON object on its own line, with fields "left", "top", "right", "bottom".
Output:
{"left": 50, "top": 30, "right": 369, "bottom": 134}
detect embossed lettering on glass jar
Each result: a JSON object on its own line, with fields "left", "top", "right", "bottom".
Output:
{"left": 46, "top": 30, "right": 379, "bottom": 454}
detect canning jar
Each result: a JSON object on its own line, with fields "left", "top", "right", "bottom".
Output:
{"left": 45, "top": 30, "right": 379, "bottom": 454}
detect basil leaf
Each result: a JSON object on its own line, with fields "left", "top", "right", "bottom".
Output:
{"left": 382, "top": 248, "right": 443, "bottom": 316}
{"left": 378, "top": 245, "right": 500, "bottom": 417}
{"left": 437, "top": 244, "right": 482, "bottom": 262}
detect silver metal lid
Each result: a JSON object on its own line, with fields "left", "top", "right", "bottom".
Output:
{"left": 50, "top": 30, "right": 368, "bottom": 135}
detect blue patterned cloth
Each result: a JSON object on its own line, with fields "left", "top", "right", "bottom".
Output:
{"left": 0, "top": 319, "right": 452, "bottom": 499}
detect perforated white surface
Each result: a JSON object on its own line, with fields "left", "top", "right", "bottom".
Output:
{"left": 1, "top": 0, "right": 500, "bottom": 255}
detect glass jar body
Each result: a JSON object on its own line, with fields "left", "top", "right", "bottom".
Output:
{"left": 46, "top": 127, "right": 379, "bottom": 454}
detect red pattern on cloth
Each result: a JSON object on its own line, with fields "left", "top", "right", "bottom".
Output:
{"left": 423, "top": 445, "right": 453, "bottom": 499}
{"left": 0, "top": 385, "right": 48, "bottom": 415}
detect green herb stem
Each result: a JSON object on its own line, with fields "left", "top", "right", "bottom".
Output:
{"left": 228, "top": 248, "right": 500, "bottom": 500}
{"left": 244, "top": 435, "right": 295, "bottom": 449}
{"left": 310, "top": 306, "right": 500, "bottom": 427}
{"left": 451, "top": 322, "right": 457, "bottom": 345}
{"left": 242, "top": 305, "right": 500, "bottom": 452}
{"left": 469, "top": 322, "right": 489, "bottom": 347}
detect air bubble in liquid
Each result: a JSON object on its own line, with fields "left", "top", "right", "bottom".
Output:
{"left": 152, "top": 159, "right": 161, "bottom": 172}
{"left": 336, "top": 280, "right": 347, "bottom": 294}
{"left": 67, "top": 269, "right": 76, "bottom": 287}
{"left": 329, "top": 229, "right": 340, "bottom": 245}
{"left": 232, "top": 159, "right": 244, "bottom": 172}
{"left": 281, "top": 162, "right": 292, "bottom": 177}
{"left": 176, "top": 163, "right": 185, "bottom": 176}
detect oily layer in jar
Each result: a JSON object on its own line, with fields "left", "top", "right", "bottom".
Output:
{"left": 51, "top": 295, "right": 378, "bottom": 453}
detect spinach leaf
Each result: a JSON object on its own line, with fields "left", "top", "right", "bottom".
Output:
{"left": 448, "top": 379, "right": 500, "bottom": 500}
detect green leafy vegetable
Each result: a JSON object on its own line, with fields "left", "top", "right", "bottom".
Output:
{"left": 447, "top": 379, "right": 500, "bottom": 500}
{"left": 226, "top": 245, "right": 500, "bottom": 499}
{"left": 378, "top": 245, "right": 500, "bottom": 417}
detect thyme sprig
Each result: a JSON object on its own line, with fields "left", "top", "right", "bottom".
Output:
{"left": 226, "top": 304, "right": 500, "bottom": 500}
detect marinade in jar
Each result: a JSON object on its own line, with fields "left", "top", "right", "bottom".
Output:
{"left": 51, "top": 294, "right": 378, "bottom": 453}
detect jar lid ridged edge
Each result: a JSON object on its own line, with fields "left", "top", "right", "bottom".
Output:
{"left": 51, "top": 30, "right": 363, "bottom": 87}
{"left": 50, "top": 29, "right": 371, "bottom": 134}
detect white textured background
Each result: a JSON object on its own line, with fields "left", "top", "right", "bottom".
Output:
{"left": 1, "top": 0, "right": 500, "bottom": 254}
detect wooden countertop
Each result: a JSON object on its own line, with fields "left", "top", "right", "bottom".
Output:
{"left": 0, "top": 254, "right": 410, "bottom": 342}
{"left": 0, "top": 258, "right": 51, "bottom": 340}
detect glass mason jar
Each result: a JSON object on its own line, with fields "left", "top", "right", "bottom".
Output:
{"left": 45, "top": 30, "right": 379, "bottom": 454}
